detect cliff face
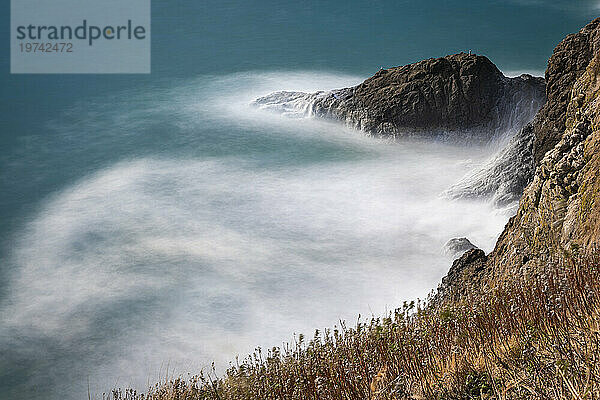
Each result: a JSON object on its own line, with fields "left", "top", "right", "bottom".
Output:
{"left": 440, "top": 18, "right": 600, "bottom": 300}
{"left": 532, "top": 18, "right": 600, "bottom": 164}
{"left": 492, "top": 50, "right": 600, "bottom": 270}
{"left": 255, "top": 53, "right": 545, "bottom": 140}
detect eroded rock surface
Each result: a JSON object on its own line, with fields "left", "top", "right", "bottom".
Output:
{"left": 532, "top": 18, "right": 600, "bottom": 164}
{"left": 255, "top": 53, "right": 544, "bottom": 141}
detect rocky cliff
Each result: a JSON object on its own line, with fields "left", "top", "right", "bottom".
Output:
{"left": 445, "top": 19, "right": 600, "bottom": 207}
{"left": 532, "top": 18, "right": 600, "bottom": 164}
{"left": 439, "top": 17, "right": 600, "bottom": 302}
{"left": 255, "top": 53, "right": 545, "bottom": 140}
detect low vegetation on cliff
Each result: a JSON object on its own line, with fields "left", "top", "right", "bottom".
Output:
{"left": 110, "top": 253, "right": 600, "bottom": 400}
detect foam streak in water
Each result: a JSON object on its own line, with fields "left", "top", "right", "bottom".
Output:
{"left": 1, "top": 71, "right": 511, "bottom": 400}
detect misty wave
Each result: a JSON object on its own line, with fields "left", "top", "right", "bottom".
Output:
{"left": 1, "top": 71, "right": 513, "bottom": 399}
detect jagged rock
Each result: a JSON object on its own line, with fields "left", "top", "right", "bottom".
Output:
{"left": 435, "top": 249, "right": 487, "bottom": 304}
{"left": 532, "top": 18, "right": 600, "bottom": 164}
{"left": 443, "top": 237, "right": 478, "bottom": 257}
{"left": 254, "top": 53, "right": 545, "bottom": 141}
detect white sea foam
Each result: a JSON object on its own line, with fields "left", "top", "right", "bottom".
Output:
{"left": 502, "top": 69, "right": 545, "bottom": 78}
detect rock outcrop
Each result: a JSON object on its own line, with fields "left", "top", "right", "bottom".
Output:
{"left": 443, "top": 237, "right": 478, "bottom": 258}
{"left": 438, "top": 17, "right": 600, "bottom": 302}
{"left": 435, "top": 248, "right": 487, "bottom": 305}
{"left": 255, "top": 53, "right": 545, "bottom": 141}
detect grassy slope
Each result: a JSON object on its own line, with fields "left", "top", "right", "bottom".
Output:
{"left": 111, "top": 253, "right": 600, "bottom": 400}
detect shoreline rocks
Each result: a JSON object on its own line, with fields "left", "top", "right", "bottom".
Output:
{"left": 254, "top": 53, "right": 545, "bottom": 142}
{"left": 443, "top": 237, "right": 478, "bottom": 258}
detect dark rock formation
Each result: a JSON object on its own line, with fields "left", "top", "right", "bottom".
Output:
{"left": 443, "top": 237, "right": 478, "bottom": 258}
{"left": 255, "top": 53, "right": 545, "bottom": 141}
{"left": 435, "top": 249, "right": 487, "bottom": 304}
{"left": 532, "top": 18, "right": 600, "bottom": 164}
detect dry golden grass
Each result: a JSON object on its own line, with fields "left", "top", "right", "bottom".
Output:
{"left": 108, "top": 252, "right": 600, "bottom": 400}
